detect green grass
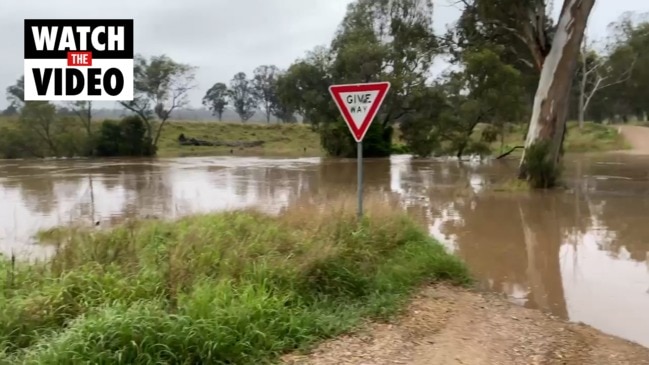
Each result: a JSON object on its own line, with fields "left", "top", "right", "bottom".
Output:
{"left": 157, "top": 121, "right": 323, "bottom": 158}
{"left": 153, "top": 120, "right": 633, "bottom": 158}
{"left": 0, "top": 195, "right": 469, "bottom": 364}
{"left": 0, "top": 116, "right": 324, "bottom": 158}
{"left": 0, "top": 116, "right": 17, "bottom": 126}
{"left": 564, "top": 121, "right": 631, "bottom": 152}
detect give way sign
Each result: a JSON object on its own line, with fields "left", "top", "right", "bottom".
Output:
{"left": 328, "top": 82, "right": 391, "bottom": 142}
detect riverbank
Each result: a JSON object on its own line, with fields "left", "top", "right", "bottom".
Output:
{"left": 283, "top": 285, "right": 649, "bottom": 365}
{"left": 0, "top": 196, "right": 469, "bottom": 364}
{"left": 159, "top": 120, "right": 630, "bottom": 158}
{"left": 0, "top": 116, "right": 630, "bottom": 159}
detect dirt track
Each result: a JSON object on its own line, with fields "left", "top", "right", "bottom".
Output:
{"left": 617, "top": 125, "right": 649, "bottom": 154}
{"left": 282, "top": 286, "right": 649, "bottom": 365}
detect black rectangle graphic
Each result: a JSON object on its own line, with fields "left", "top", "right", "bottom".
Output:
{"left": 24, "top": 19, "right": 133, "bottom": 59}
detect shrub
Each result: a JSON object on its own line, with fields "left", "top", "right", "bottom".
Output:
{"left": 319, "top": 121, "right": 393, "bottom": 158}
{"left": 94, "top": 117, "right": 155, "bottom": 157}
{"left": 522, "top": 141, "right": 561, "bottom": 189}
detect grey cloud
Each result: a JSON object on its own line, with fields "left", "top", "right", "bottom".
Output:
{"left": 1, "top": 0, "right": 647, "bottom": 109}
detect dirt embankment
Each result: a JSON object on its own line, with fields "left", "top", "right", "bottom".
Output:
{"left": 283, "top": 286, "right": 649, "bottom": 365}
{"left": 617, "top": 125, "right": 649, "bottom": 154}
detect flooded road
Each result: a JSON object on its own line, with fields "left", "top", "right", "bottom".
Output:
{"left": 0, "top": 153, "right": 648, "bottom": 348}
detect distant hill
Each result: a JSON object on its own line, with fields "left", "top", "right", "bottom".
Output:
{"left": 91, "top": 107, "right": 304, "bottom": 124}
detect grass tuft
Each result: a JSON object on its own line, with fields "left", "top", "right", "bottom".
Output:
{"left": 0, "top": 194, "right": 469, "bottom": 364}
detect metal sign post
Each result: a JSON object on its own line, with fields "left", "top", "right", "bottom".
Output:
{"left": 357, "top": 141, "right": 363, "bottom": 218}
{"left": 328, "top": 81, "right": 391, "bottom": 220}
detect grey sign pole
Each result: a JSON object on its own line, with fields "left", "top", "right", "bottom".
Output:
{"left": 357, "top": 141, "right": 363, "bottom": 219}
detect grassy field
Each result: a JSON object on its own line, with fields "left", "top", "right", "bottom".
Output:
{"left": 0, "top": 195, "right": 469, "bottom": 364}
{"left": 157, "top": 121, "right": 323, "bottom": 158}
{"left": 0, "top": 116, "right": 324, "bottom": 158}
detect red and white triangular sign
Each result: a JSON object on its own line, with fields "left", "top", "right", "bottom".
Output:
{"left": 329, "top": 82, "right": 391, "bottom": 142}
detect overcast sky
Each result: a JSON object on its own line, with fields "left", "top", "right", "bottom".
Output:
{"left": 1, "top": 0, "right": 648, "bottom": 109}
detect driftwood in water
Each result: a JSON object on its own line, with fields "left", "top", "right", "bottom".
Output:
{"left": 496, "top": 146, "right": 524, "bottom": 160}
{"left": 178, "top": 134, "right": 265, "bottom": 148}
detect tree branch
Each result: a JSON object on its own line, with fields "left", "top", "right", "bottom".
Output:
{"left": 583, "top": 56, "right": 636, "bottom": 114}
{"left": 120, "top": 100, "right": 153, "bottom": 137}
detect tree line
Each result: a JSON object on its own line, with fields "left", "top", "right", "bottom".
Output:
{"left": 265, "top": 0, "right": 644, "bottom": 187}
{"left": 1, "top": 54, "right": 198, "bottom": 158}
{"left": 0, "top": 56, "right": 303, "bottom": 159}
{"left": 1, "top": 0, "right": 646, "bottom": 188}
{"left": 202, "top": 66, "right": 296, "bottom": 123}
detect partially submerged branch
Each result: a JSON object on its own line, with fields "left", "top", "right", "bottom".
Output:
{"left": 496, "top": 145, "right": 524, "bottom": 159}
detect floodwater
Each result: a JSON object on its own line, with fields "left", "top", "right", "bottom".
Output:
{"left": 1, "top": 153, "right": 648, "bottom": 348}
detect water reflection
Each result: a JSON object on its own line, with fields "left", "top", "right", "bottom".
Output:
{"left": 0, "top": 157, "right": 322, "bottom": 257}
{"left": 0, "top": 154, "right": 647, "bottom": 347}
{"left": 389, "top": 154, "right": 649, "bottom": 348}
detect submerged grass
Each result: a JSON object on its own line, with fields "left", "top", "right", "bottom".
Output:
{"left": 0, "top": 195, "right": 469, "bottom": 364}
{"left": 491, "top": 178, "right": 531, "bottom": 192}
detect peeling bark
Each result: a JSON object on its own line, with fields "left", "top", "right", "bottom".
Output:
{"left": 519, "top": 0, "right": 596, "bottom": 179}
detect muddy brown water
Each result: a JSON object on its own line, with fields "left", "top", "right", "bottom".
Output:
{"left": 1, "top": 153, "right": 648, "bottom": 348}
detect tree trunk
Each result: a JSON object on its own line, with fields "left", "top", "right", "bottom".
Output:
{"left": 578, "top": 51, "right": 587, "bottom": 129}
{"left": 86, "top": 101, "right": 93, "bottom": 137}
{"left": 456, "top": 144, "right": 465, "bottom": 160}
{"left": 153, "top": 119, "right": 168, "bottom": 148}
{"left": 519, "top": 0, "right": 596, "bottom": 179}
{"left": 499, "top": 124, "right": 505, "bottom": 153}
{"left": 578, "top": 93, "right": 585, "bottom": 129}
